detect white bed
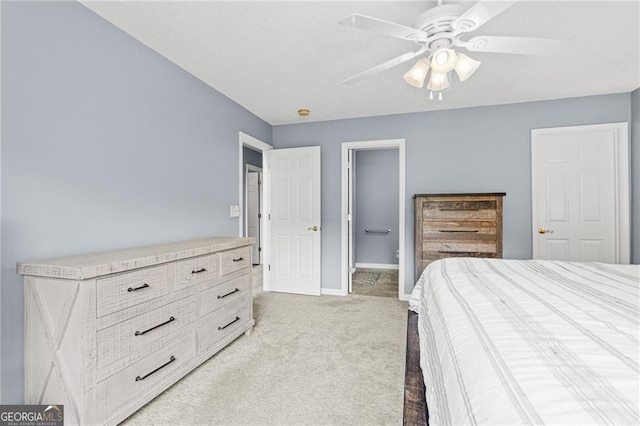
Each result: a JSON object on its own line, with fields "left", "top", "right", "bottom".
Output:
{"left": 409, "top": 257, "right": 639, "bottom": 425}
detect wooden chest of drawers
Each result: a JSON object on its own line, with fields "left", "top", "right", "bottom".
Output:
{"left": 18, "top": 237, "right": 254, "bottom": 426}
{"left": 414, "top": 193, "right": 506, "bottom": 280}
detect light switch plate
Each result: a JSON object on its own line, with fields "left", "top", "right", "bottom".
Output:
{"left": 230, "top": 205, "right": 240, "bottom": 217}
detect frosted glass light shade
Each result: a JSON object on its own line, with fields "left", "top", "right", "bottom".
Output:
{"left": 403, "top": 58, "right": 430, "bottom": 88}
{"left": 430, "top": 48, "right": 457, "bottom": 73}
{"left": 427, "top": 71, "right": 449, "bottom": 91}
{"left": 454, "top": 53, "right": 481, "bottom": 82}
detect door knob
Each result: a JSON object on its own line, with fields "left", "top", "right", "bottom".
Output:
{"left": 308, "top": 226, "right": 319, "bottom": 232}
{"left": 538, "top": 227, "right": 554, "bottom": 234}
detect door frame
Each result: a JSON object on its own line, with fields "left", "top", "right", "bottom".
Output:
{"left": 531, "top": 122, "right": 630, "bottom": 263}
{"left": 238, "top": 132, "right": 273, "bottom": 289}
{"left": 340, "top": 139, "right": 406, "bottom": 300}
{"left": 245, "top": 165, "right": 263, "bottom": 265}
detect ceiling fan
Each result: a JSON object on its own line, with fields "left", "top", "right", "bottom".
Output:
{"left": 339, "top": 0, "right": 568, "bottom": 100}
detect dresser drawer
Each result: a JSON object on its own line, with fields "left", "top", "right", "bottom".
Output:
{"left": 97, "top": 332, "right": 196, "bottom": 423}
{"left": 423, "top": 199, "right": 496, "bottom": 211}
{"left": 197, "top": 295, "right": 251, "bottom": 352}
{"left": 97, "top": 265, "right": 169, "bottom": 318}
{"left": 172, "top": 254, "right": 218, "bottom": 291}
{"left": 424, "top": 220, "right": 497, "bottom": 235}
{"left": 198, "top": 273, "right": 251, "bottom": 318}
{"left": 423, "top": 241, "right": 497, "bottom": 255}
{"left": 422, "top": 251, "right": 498, "bottom": 261}
{"left": 97, "top": 296, "right": 195, "bottom": 370}
{"left": 219, "top": 247, "right": 251, "bottom": 276}
{"left": 423, "top": 207, "right": 497, "bottom": 221}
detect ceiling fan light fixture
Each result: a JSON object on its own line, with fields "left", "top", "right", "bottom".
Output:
{"left": 430, "top": 48, "right": 457, "bottom": 73}
{"left": 426, "top": 71, "right": 449, "bottom": 91}
{"left": 454, "top": 53, "right": 481, "bottom": 82}
{"left": 403, "top": 58, "right": 431, "bottom": 88}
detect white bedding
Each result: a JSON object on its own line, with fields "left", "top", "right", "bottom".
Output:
{"left": 409, "top": 258, "right": 640, "bottom": 425}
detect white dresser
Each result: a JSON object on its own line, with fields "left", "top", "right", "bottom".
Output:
{"left": 18, "top": 237, "right": 255, "bottom": 425}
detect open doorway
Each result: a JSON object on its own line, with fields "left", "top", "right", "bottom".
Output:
{"left": 244, "top": 150, "right": 263, "bottom": 265}
{"left": 341, "top": 139, "right": 406, "bottom": 300}
{"left": 350, "top": 148, "right": 399, "bottom": 297}
{"left": 238, "top": 132, "right": 272, "bottom": 288}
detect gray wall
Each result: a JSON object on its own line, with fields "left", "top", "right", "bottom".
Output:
{"left": 632, "top": 88, "right": 639, "bottom": 264}
{"left": 355, "top": 149, "right": 399, "bottom": 265}
{"left": 243, "top": 146, "right": 263, "bottom": 170}
{"left": 1, "top": 1, "right": 271, "bottom": 403}
{"left": 273, "top": 93, "right": 633, "bottom": 294}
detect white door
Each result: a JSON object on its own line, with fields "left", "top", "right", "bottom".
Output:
{"left": 247, "top": 171, "right": 261, "bottom": 264}
{"left": 267, "top": 146, "right": 321, "bottom": 295}
{"left": 532, "top": 123, "right": 629, "bottom": 263}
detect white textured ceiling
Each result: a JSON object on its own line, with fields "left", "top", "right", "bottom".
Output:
{"left": 80, "top": 1, "right": 640, "bottom": 125}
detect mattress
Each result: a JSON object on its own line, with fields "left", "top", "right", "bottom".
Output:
{"left": 409, "top": 258, "right": 640, "bottom": 425}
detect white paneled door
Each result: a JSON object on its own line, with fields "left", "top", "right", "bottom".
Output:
{"left": 267, "top": 147, "right": 321, "bottom": 295}
{"left": 532, "top": 123, "right": 629, "bottom": 263}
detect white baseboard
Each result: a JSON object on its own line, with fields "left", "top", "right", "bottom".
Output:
{"left": 355, "top": 263, "right": 399, "bottom": 270}
{"left": 321, "top": 288, "right": 347, "bottom": 296}
{"left": 399, "top": 293, "right": 411, "bottom": 301}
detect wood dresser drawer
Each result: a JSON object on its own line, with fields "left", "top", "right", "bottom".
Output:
{"left": 197, "top": 294, "right": 251, "bottom": 352}
{"left": 97, "top": 264, "right": 169, "bottom": 318}
{"left": 198, "top": 273, "right": 251, "bottom": 318}
{"left": 423, "top": 241, "right": 497, "bottom": 255}
{"left": 172, "top": 253, "right": 218, "bottom": 291}
{"left": 97, "top": 332, "right": 196, "bottom": 423}
{"left": 423, "top": 220, "right": 497, "bottom": 237}
{"left": 219, "top": 246, "right": 251, "bottom": 276}
{"left": 423, "top": 206, "right": 497, "bottom": 221}
{"left": 97, "top": 296, "right": 195, "bottom": 370}
{"left": 423, "top": 199, "right": 496, "bottom": 211}
{"left": 414, "top": 193, "right": 505, "bottom": 280}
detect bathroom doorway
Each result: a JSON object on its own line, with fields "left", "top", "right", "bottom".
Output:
{"left": 341, "top": 139, "right": 405, "bottom": 299}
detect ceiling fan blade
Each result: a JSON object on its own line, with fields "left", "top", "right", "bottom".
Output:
{"left": 339, "top": 14, "right": 426, "bottom": 42}
{"left": 342, "top": 48, "right": 429, "bottom": 85}
{"left": 460, "top": 35, "right": 570, "bottom": 56}
{"left": 453, "top": 0, "right": 518, "bottom": 32}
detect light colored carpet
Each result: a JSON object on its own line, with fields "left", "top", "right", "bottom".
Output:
{"left": 123, "top": 265, "right": 408, "bottom": 425}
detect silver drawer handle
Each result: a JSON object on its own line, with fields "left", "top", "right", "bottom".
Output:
{"left": 438, "top": 230, "right": 479, "bottom": 233}
{"left": 127, "top": 283, "right": 149, "bottom": 292}
{"left": 135, "top": 356, "right": 175, "bottom": 382}
{"left": 135, "top": 316, "right": 175, "bottom": 336}
{"left": 218, "top": 288, "right": 240, "bottom": 299}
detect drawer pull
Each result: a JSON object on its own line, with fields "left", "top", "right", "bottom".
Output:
{"left": 232, "top": 257, "right": 244, "bottom": 262}
{"left": 135, "top": 355, "right": 176, "bottom": 382}
{"left": 191, "top": 268, "right": 207, "bottom": 274}
{"left": 127, "top": 283, "right": 149, "bottom": 292}
{"left": 135, "top": 316, "right": 175, "bottom": 336}
{"left": 438, "top": 208, "right": 481, "bottom": 211}
{"left": 218, "top": 288, "right": 240, "bottom": 299}
{"left": 438, "top": 251, "right": 474, "bottom": 254}
{"left": 218, "top": 316, "right": 240, "bottom": 330}
{"left": 439, "top": 230, "right": 479, "bottom": 233}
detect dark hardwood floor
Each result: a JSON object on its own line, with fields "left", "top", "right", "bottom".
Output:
{"left": 403, "top": 310, "right": 428, "bottom": 425}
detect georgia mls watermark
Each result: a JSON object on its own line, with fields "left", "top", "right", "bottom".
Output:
{"left": 0, "top": 405, "right": 63, "bottom": 426}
